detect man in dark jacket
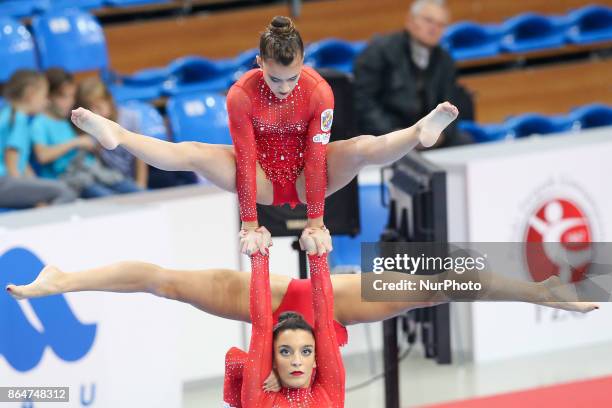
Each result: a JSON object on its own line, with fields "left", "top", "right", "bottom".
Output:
{"left": 354, "top": 0, "right": 472, "bottom": 148}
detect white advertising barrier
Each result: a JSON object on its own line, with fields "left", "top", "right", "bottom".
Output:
{"left": 0, "top": 186, "right": 241, "bottom": 407}
{"left": 424, "top": 126, "right": 612, "bottom": 363}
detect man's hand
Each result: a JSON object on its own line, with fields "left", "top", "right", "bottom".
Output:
{"left": 239, "top": 226, "right": 272, "bottom": 256}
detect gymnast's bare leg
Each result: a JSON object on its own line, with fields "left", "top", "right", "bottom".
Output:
{"left": 316, "top": 101, "right": 458, "bottom": 199}
{"left": 6, "top": 260, "right": 598, "bottom": 326}
{"left": 71, "top": 103, "right": 457, "bottom": 206}
{"left": 70, "top": 108, "right": 275, "bottom": 205}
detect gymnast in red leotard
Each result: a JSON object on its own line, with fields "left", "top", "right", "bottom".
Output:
{"left": 70, "top": 15, "right": 461, "bottom": 257}
{"left": 227, "top": 59, "right": 331, "bottom": 222}
{"left": 223, "top": 249, "right": 344, "bottom": 408}
{"left": 228, "top": 16, "right": 333, "bottom": 256}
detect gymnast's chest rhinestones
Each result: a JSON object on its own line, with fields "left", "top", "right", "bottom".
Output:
{"left": 252, "top": 77, "right": 311, "bottom": 185}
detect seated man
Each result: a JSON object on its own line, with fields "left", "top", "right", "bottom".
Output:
{"left": 353, "top": 0, "right": 473, "bottom": 148}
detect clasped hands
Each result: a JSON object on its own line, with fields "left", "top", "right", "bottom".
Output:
{"left": 239, "top": 225, "right": 332, "bottom": 257}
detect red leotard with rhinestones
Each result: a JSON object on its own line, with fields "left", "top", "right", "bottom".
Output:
{"left": 227, "top": 67, "right": 333, "bottom": 222}
{"left": 223, "top": 253, "right": 345, "bottom": 408}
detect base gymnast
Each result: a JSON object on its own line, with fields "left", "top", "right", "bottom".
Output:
{"left": 223, "top": 240, "right": 345, "bottom": 407}
{"left": 6, "top": 232, "right": 599, "bottom": 396}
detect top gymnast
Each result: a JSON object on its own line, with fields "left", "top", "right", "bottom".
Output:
{"left": 70, "top": 15, "right": 459, "bottom": 256}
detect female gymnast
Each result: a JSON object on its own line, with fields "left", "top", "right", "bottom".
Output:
{"left": 69, "top": 15, "right": 459, "bottom": 256}
{"left": 223, "top": 244, "right": 344, "bottom": 407}
{"left": 6, "top": 231, "right": 599, "bottom": 394}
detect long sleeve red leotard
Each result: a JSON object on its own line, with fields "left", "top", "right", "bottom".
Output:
{"left": 223, "top": 253, "right": 345, "bottom": 408}
{"left": 227, "top": 67, "right": 334, "bottom": 222}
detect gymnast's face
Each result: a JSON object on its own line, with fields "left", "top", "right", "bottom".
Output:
{"left": 257, "top": 55, "right": 303, "bottom": 100}
{"left": 273, "top": 329, "right": 316, "bottom": 388}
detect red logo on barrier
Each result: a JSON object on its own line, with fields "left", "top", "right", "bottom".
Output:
{"left": 525, "top": 199, "right": 592, "bottom": 283}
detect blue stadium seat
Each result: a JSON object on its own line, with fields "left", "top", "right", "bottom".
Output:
{"left": 108, "top": 66, "right": 169, "bottom": 102}
{"left": 228, "top": 48, "right": 259, "bottom": 83}
{"left": 505, "top": 113, "right": 573, "bottom": 138}
{"left": 48, "top": 0, "right": 103, "bottom": 10}
{"left": 329, "top": 184, "right": 389, "bottom": 272}
{"left": 458, "top": 121, "right": 509, "bottom": 143}
{"left": 166, "top": 92, "right": 231, "bottom": 145}
{"left": 566, "top": 5, "right": 612, "bottom": 45}
{"left": 569, "top": 104, "right": 612, "bottom": 130}
{"left": 500, "top": 13, "right": 569, "bottom": 53}
{"left": 31, "top": 9, "right": 108, "bottom": 72}
{"left": 441, "top": 22, "right": 502, "bottom": 60}
{"left": 0, "top": 17, "right": 38, "bottom": 82}
{"left": 0, "top": 0, "right": 49, "bottom": 18}
{"left": 119, "top": 101, "right": 168, "bottom": 140}
{"left": 104, "top": 0, "right": 170, "bottom": 6}
{"left": 162, "top": 56, "right": 234, "bottom": 96}
{"left": 351, "top": 40, "right": 367, "bottom": 55}
{"left": 52, "top": 0, "right": 102, "bottom": 10}
{"left": 305, "top": 39, "right": 363, "bottom": 73}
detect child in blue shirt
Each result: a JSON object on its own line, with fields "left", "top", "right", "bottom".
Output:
{"left": 0, "top": 70, "right": 76, "bottom": 209}
{"left": 31, "top": 69, "right": 141, "bottom": 198}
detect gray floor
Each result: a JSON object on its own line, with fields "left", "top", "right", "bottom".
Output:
{"left": 183, "top": 340, "right": 612, "bottom": 407}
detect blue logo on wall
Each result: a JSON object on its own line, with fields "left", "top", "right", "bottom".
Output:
{"left": 0, "top": 248, "right": 97, "bottom": 372}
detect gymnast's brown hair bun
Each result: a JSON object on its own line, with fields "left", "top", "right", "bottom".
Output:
{"left": 260, "top": 16, "right": 304, "bottom": 66}
{"left": 269, "top": 16, "right": 294, "bottom": 35}
{"left": 273, "top": 311, "right": 314, "bottom": 341}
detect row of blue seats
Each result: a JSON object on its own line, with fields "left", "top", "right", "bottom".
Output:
{"left": 0, "top": 10, "right": 107, "bottom": 82}
{"left": 108, "top": 40, "right": 368, "bottom": 102}
{"left": 2, "top": 5, "right": 610, "bottom": 102}
{"left": 0, "top": 0, "right": 170, "bottom": 18}
{"left": 458, "top": 104, "right": 612, "bottom": 143}
{"left": 102, "top": 4, "right": 612, "bottom": 101}
{"left": 441, "top": 5, "right": 612, "bottom": 60}
{"left": 0, "top": 9, "right": 361, "bottom": 100}
{"left": 158, "top": 92, "right": 612, "bottom": 148}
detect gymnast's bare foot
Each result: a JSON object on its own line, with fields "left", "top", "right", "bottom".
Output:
{"left": 6, "top": 266, "right": 67, "bottom": 300}
{"left": 418, "top": 102, "right": 459, "bottom": 148}
{"left": 71, "top": 107, "right": 121, "bottom": 150}
{"left": 538, "top": 275, "right": 599, "bottom": 313}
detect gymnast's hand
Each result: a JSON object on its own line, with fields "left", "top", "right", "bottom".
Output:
{"left": 299, "top": 226, "right": 333, "bottom": 256}
{"left": 239, "top": 225, "right": 272, "bottom": 256}
{"left": 262, "top": 370, "right": 281, "bottom": 393}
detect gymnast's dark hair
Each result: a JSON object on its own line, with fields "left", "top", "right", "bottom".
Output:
{"left": 273, "top": 311, "right": 314, "bottom": 341}
{"left": 259, "top": 16, "right": 304, "bottom": 66}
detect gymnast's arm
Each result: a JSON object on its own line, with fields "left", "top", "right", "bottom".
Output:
{"left": 304, "top": 81, "right": 333, "bottom": 226}
{"left": 240, "top": 253, "right": 274, "bottom": 406}
{"left": 309, "top": 254, "right": 345, "bottom": 406}
{"left": 227, "top": 85, "right": 258, "bottom": 228}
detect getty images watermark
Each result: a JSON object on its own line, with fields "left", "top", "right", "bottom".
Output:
{"left": 371, "top": 251, "right": 486, "bottom": 292}
{"left": 360, "top": 242, "right": 612, "bottom": 302}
